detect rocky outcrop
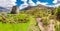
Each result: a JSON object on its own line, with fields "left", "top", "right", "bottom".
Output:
{"left": 11, "top": 6, "right": 19, "bottom": 14}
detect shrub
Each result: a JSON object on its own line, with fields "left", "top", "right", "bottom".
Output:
{"left": 56, "top": 6, "right": 60, "bottom": 21}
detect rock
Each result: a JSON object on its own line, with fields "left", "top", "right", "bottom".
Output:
{"left": 11, "top": 6, "right": 19, "bottom": 14}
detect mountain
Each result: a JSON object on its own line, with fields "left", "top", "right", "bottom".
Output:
{"left": 20, "top": 4, "right": 54, "bottom": 10}
{"left": 0, "top": 7, "right": 10, "bottom": 13}
{"left": 0, "top": 4, "right": 54, "bottom": 13}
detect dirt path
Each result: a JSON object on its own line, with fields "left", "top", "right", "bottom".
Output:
{"left": 36, "top": 18, "right": 45, "bottom": 31}
{"left": 27, "top": 17, "right": 55, "bottom": 31}
{"left": 47, "top": 19, "right": 55, "bottom": 31}
{"left": 36, "top": 18, "right": 55, "bottom": 31}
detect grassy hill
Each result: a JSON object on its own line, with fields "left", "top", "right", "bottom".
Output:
{"left": 0, "top": 5, "right": 60, "bottom": 31}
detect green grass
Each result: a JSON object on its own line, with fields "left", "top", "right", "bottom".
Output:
{"left": 0, "top": 12, "right": 37, "bottom": 31}
{"left": 0, "top": 22, "right": 29, "bottom": 31}
{"left": 0, "top": 16, "right": 36, "bottom": 31}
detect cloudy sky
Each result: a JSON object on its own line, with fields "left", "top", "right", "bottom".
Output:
{"left": 16, "top": 0, "right": 60, "bottom": 10}
{"left": 0, "top": 0, "right": 60, "bottom": 10}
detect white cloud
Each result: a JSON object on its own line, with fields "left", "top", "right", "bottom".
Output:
{"left": 0, "top": 0, "right": 16, "bottom": 8}
{"left": 36, "top": 0, "right": 60, "bottom": 8}
{"left": 0, "top": 0, "right": 16, "bottom": 12}
{"left": 44, "top": 3, "right": 60, "bottom": 8}
{"left": 19, "top": 0, "right": 28, "bottom": 10}
{"left": 0, "top": 0, "right": 16, "bottom": 13}
{"left": 57, "top": 0, "right": 60, "bottom": 3}
{"left": 19, "top": 0, "right": 60, "bottom": 10}
{"left": 19, "top": 4, "right": 28, "bottom": 10}
{"left": 21, "top": 0, "right": 27, "bottom": 2}
{"left": 19, "top": 0, "right": 36, "bottom": 10}
{"left": 21, "top": 0, "right": 28, "bottom": 6}
{"left": 28, "top": 0, "right": 36, "bottom": 6}
{"left": 19, "top": 0, "right": 49, "bottom": 10}
{"left": 53, "top": 0, "right": 57, "bottom": 3}
{"left": 36, "top": 1, "right": 48, "bottom": 6}
{"left": 36, "top": 1, "right": 41, "bottom": 5}
{"left": 54, "top": 3, "right": 60, "bottom": 7}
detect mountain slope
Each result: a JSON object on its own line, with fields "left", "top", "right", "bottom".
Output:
{"left": 0, "top": 7, "right": 10, "bottom": 13}
{"left": 21, "top": 4, "right": 54, "bottom": 10}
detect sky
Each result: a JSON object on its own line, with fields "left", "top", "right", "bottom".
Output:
{"left": 0, "top": 0, "right": 60, "bottom": 10}
{"left": 16, "top": 0, "right": 60, "bottom": 10}
{"left": 16, "top": 0, "right": 53, "bottom": 6}
{"left": 16, "top": 0, "right": 59, "bottom": 6}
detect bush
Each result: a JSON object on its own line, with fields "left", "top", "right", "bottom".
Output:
{"left": 13, "top": 14, "right": 30, "bottom": 23}
{"left": 0, "top": 12, "right": 36, "bottom": 23}
{"left": 56, "top": 6, "right": 60, "bottom": 21}
{"left": 42, "top": 17, "right": 50, "bottom": 26}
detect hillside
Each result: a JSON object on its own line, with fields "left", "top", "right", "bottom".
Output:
{"left": 21, "top": 4, "right": 54, "bottom": 10}
{"left": 0, "top": 4, "right": 60, "bottom": 31}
